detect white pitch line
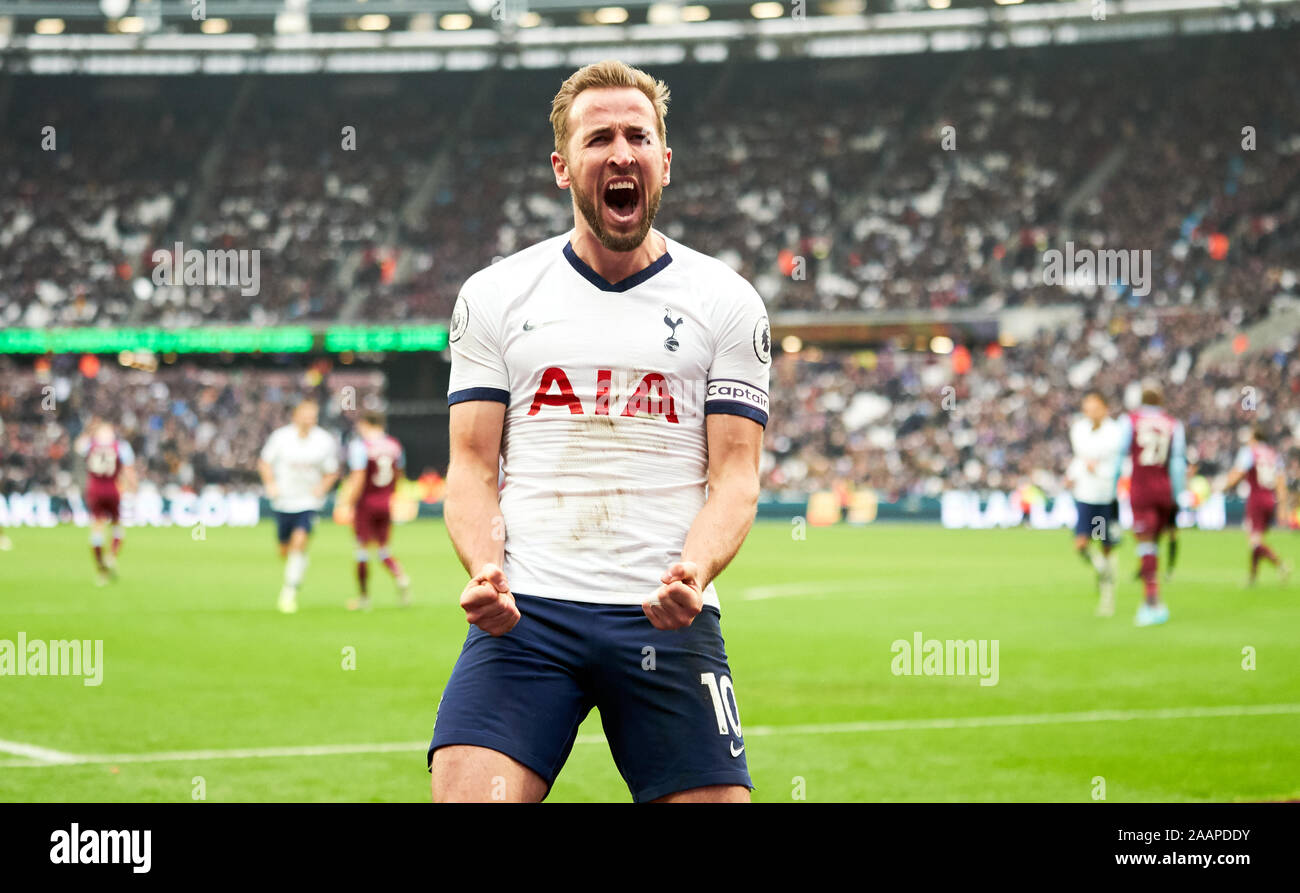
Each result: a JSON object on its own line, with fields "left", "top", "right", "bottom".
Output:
{"left": 0, "top": 738, "right": 85, "bottom": 764}
{"left": 2, "top": 703, "right": 1297, "bottom": 769}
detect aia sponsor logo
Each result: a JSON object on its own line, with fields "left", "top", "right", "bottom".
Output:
{"left": 528, "top": 367, "right": 699, "bottom": 422}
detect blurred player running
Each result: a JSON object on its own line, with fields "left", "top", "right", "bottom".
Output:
{"left": 1065, "top": 392, "right": 1121, "bottom": 616}
{"left": 343, "top": 411, "right": 410, "bottom": 611}
{"left": 428, "top": 61, "right": 770, "bottom": 803}
{"left": 1223, "top": 426, "right": 1292, "bottom": 585}
{"left": 1114, "top": 387, "right": 1186, "bottom": 626}
{"left": 258, "top": 400, "right": 340, "bottom": 614}
{"left": 74, "top": 421, "right": 136, "bottom": 586}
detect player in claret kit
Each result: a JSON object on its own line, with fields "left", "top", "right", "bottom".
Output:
{"left": 1223, "top": 426, "right": 1292, "bottom": 586}
{"left": 428, "top": 60, "right": 771, "bottom": 803}
{"left": 343, "top": 411, "right": 411, "bottom": 611}
{"left": 1114, "top": 387, "right": 1186, "bottom": 626}
{"left": 74, "top": 422, "right": 137, "bottom": 586}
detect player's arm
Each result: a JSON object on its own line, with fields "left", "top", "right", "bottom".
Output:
{"left": 446, "top": 400, "right": 517, "bottom": 636}
{"left": 257, "top": 432, "right": 279, "bottom": 501}
{"left": 344, "top": 439, "right": 368, "bottom": 510}
{"left": 314, "top": 439, "right": 341, "bottom": 499}
{"left": 257, "top": 458, "right": 278, "bottom": 501}
{"left": 1169, "top": 422, "right": 1187, "bottom": 500}
{"left": 345, "top": 469, "right": 366, "bottom": 506}
{"left": 1110, "top": 415, "right": 1133, "bottom": 494}
{"left": 646, "top": 414, "right": 762, "bottom": 631}
{"left": 315, "top": 469, "right": 340, "bottom": 498}
{"left": 118, "top": 442, "right": 138, "bottom": 493}
{"left": 1222, "top": 443, "right": 1250, "bottom": 492}
{"left": 119, "top": 462, "right": 138, "bottom": 494}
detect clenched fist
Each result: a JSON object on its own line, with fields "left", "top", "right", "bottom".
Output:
{"left": 460, "top": 562, "right": 520, "bottom": 637}
{"left": 643, "top": 561, "right": 704, "bottom": 630}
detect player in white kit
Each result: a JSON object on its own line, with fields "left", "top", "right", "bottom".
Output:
{"left": 428, "top": 60, "right": 771, "bottom": 803}
{"left": 1065, "top": 392, "right": 1122, "bottom": 616}
{"left": 257, "top": 400, "right": 341, "bottom": 613}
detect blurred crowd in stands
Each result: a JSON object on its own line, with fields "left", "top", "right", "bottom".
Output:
{"left": 0, "top": 356, "right": 382, "bottom": 495}
{"left": 4, "top": 33, "right": 1296, "bottom": 324}
{"left": 762, "top": 307, "right": 1300, "bottom": 499}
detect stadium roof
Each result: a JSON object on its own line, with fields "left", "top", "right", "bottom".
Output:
{"left": 1, "top": 0, "right": 1296, "bottom": 73}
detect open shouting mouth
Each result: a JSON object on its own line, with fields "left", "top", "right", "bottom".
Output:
{"left": 602, "top": 175, "right": 642, "bottom": 227}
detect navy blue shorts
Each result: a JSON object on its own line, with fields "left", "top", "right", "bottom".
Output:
{"left": 428, "top": 593, "right": 752, "bottom": 803}
{"left": 1074, "top": 500, "right": 1119, "bottom": 544}
{"left": 274, "top": 510, "right": 316, "bottom": 544}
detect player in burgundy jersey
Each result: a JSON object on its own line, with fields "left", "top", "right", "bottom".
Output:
{"left": 1113, "top": 388, "right": 1186, "bottom": 626}
{"left": 74, "top": 422, "right": 137, "bottom": 586}
{"left": 1223, "top": 426, "right": 1292, "bottom": 585}
{"left": 343, "top": 411, "right": 410, "bottom": 611}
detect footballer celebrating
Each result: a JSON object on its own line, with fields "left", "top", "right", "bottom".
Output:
{"left": 1223, "top": 426, "right": 1292, "bottom": 585}
{"left": 428, "top": 60, "right": 770, "bottom": 803}
{"left": 343, "top": 411, "right": 411, "bottom": 611}
{"left": 75, "top": 421, "right": 137, "bottom": 586}
{"left": 258, "top": 400, "right": 340, "bottom": 614}
{"left": 1114, "top": 387, "right": 1186, "bottom": 626}
{"left": 1065, "top": 392, "right": 1121, "bottom": 616}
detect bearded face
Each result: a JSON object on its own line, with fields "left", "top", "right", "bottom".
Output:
{"left": 555, "top": 87, "right": 670, "bottom": 254}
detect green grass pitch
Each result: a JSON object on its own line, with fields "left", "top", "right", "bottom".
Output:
{"left": 1, "top": 520, "right": 1297, "bottom": 802}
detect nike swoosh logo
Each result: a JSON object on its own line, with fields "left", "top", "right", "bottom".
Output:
{"left": 522, "top": 319, "right": 560, "bottom": 332}
{"left": 730, "top": 741, "right": 745, "bottom": 758}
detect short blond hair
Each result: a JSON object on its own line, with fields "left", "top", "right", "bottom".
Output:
{"left": 550, "top": 60, "right": 670, "bottom": 158}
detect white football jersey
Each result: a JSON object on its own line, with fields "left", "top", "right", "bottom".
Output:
{"left": 259, "top": 425, "right": 341, "bottom": 513}
{"left": 1068, "top": 416, "right": 1121, "bottom": 505}
{"left": 448, "top": 230, "right": 772, "bottom": 608}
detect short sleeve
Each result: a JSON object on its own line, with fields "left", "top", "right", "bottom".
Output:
{"left": 1233, "top": 445, "right": 1255, "bottom": 471}
{"left": 117, "top": 441, "right": 135, "bottom": 467}
{"left": 447, "top": 276, "right": 509, "bottom": 407}
{"left": 705, "top": 280, "right": 770, "bottom": 427}
{"left": 259, "top": 431, "right": 279, "bottom": 465}
{"left": 347, "top": 438, "right": 369, "bottom": 471}
{"left": 1068, "top": 420, "right": 1084, "bottom": 456}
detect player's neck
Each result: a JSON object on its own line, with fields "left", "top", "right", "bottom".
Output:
{"left": 568, "top": 227, "right": 665, "bottom": 285}
{"left": 295, "top": 425, "right": 312, "bottom": 438}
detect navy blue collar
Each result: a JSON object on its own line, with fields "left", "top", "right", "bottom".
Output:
{"left": 563, "top": 241, "right": 673, "bottom": 293}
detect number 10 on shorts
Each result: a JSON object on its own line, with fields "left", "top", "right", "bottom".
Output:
{"left": 700, "top": 672, "right": 743, "bottom": 737}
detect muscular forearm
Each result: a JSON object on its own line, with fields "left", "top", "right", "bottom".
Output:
{"left": 444, "top": 462, "right": 506, "bottom": 577}
{"left": 680, "top": 477, "right": 759, "bottom": 591}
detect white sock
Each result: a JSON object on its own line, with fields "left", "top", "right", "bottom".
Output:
{"left": 284, "top": 552, "right": 308, "bottom": 588}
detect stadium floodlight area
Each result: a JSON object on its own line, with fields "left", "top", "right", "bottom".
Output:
{"left": 0, "top": 325, "right": 450, "bottom": 354}
{"left": 0, "top": 0, "right": 1295, "bottom": 73}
